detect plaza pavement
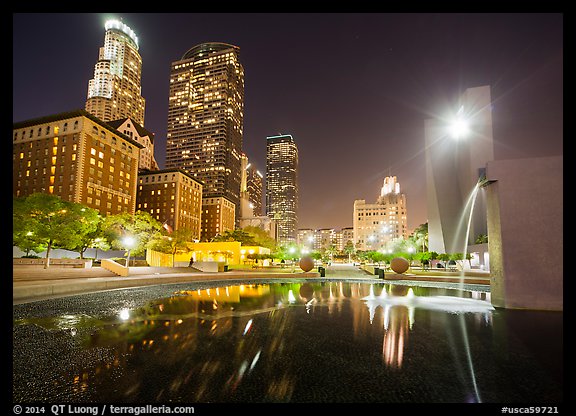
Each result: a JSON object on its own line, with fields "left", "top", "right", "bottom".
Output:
{"left": 12, "top": 263, "right": 489, "bottom": 304}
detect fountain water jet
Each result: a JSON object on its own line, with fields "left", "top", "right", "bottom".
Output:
{"left": 450, "top": 176, "right": 490, "bottom": 403}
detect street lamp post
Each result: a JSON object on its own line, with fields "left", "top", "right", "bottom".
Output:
{"left": 123, "top": 236, "right": 135, "bottom": 272}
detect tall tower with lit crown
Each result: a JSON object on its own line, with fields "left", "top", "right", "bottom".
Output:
{"left": 85, "top": 19, "right": 146, "bottom": 126}
{"left": 353, "top": 175, "right": 408, "bottom": 251}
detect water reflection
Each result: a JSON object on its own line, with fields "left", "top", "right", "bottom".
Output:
{"left": 13, "top": 282, "right": 560, "bottom": 403}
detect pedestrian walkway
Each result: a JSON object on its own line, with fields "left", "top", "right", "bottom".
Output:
{"left": 12, "top": 265, "right": 320, "bottom": 304}
{"left": 13, "top": 263, "right": 489, "bottom": 304}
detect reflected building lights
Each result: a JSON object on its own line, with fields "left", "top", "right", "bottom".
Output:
{"left": 17, "top": 282, "right": 499, "bottom": 402}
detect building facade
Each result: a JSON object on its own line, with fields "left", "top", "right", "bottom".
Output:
{"left": 13, "top": 110, "right": 143, "bottom": 215}
{"left": 108, "top": 118, "right": 159, "bottom": 171}
{"left": 201, "top": 196, "right": 236, "bottom": 241}
{"left": 165, "top": 42, "right": 244, "bottom": 219}
{"left": 136, "top": 168, "right": 203, "bottom": 240}
{"left": 266, "top": 134, "right": 299, "bottom": 245}
{"left": 353, "top": 176, "right": 408, "bottom": 251}
{"left": 85, "top": 20, "right": 146, "bottom": 127}
{"left": 425, "top": 85, "right": 494, "bottom": 254}
{"left": 246, "top": 162, "right": 263, "bottom": 217}
{"left": 297, "top": 227, "right": 354, "bottom": 252}
{"left": 339, "top": 227, "right": 354, "bottom": 251}
{"left": 297, "top": 228, "right": 315, "bottom": 249}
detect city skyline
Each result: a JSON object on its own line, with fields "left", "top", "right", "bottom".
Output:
{"left": 13, "top": 13, "right": 563, "bottom": 231}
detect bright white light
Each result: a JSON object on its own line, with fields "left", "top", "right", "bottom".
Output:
{"left": 243, "top": 319, "right": 253, "bottom": 336}
{"left": 288, "top": 290, "right": 296, "bottom": 303}
{"left": 363, "top": 293, "right": 494, "bottom": 314}
{"left": 449, "top": 118, "right": 470, "bottom": 139}
{"left": 249, "top": 350, "right": 261, "bottom": 371}
{"left": 105, "top": 20, "right": 139, "bottom": 48}
{"left": 123, "top": 236, "right": 135, "bottom": 248}
{"left": 119, "top": 308, "right": 130, "bottom": 320}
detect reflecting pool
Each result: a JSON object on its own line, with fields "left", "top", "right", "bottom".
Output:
{"left": 13, "top": 281, "right": 562, "bottom": 403}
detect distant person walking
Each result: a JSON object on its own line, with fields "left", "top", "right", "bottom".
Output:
{"left": 188, "top": 257, "right": 194, "bottom": 267}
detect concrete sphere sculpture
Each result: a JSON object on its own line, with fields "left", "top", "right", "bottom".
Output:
{"left": 390, "top": 257, "right": 410, "bottom": 274}
{"left": 299, "top": 256, "right": 314, "bottom": 272}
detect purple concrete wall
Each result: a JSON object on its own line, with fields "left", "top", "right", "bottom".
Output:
{"left": 486, "top": 156, "right": 562, "bottom": 311}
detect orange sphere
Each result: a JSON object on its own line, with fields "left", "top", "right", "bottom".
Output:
{"left": 390, "top": 257, "right": 410, "bottom": 274}
{"left": 299, "top": 256, "right": 314, "bottom": 272}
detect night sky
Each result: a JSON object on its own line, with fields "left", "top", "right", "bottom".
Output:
{"left": 12, "top": 13, "right": 563, "bottom": 231}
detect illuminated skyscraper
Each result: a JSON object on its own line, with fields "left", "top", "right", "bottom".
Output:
{"left": 353, "top": 176, "right": 408, "bottom": 251}
{"left": 85, "top": 20, "right": 146, "bottom": 126}
{"left": 266, "top": 134, "right": 298, "bottom": 244}
{"left": 165, "top": 42, "right": 244, "bottom": 219}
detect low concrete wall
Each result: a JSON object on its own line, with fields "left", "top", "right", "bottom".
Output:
{"left": 191, "top": 261, "right": 220, "bottom": 273}
{"left": 101, "top": 259, "right": 128, "bottom": 277}
{"left": 13, "top": 258, "right": 92, "bottom": 268}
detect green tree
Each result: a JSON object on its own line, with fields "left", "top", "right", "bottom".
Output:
{"left": 411, "top": 222, "right": 428, "bottom": 252}
{"left": 101, "top": 211, "right": 164, "bottom": 261}
{"left": 414, "top": 251, "right": 432, "bottom": 269}
{"left": 241, "top": 225, "right": 277, "bottom": 250}
{"left": 437, "top": 252, "right": 451, "bottom": 268}
{"left": 475, "top": 234, "right": 488, "bottom": 244}
{"left": 343, "top": 240, "right": 355, "bottom": 263}
{"left": 212, "top": 229, "right": 257, "bottom": 246}
{"left": 60, "top": 206, "right": 102, "bottom": 259}
{"left": 325, "top": 244, "right": 338, "bottom": 262}
{"left": 148, "top": 228, "right": 194, "bottom": 267}
{"left": 450, "top": 252, "right": 472, "bottom": 270}
{"left": 369, "top": 251, "right": 386, "bottom": 266}
{"left": 13, "top": 193, "right": 91, "bottom": 268}
{"left": 12, "top": 199, "right": 46, "bottom": 256}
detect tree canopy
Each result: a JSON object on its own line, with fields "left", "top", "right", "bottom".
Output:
{"left": 13, "top": 193, "right": 101, "bottom": 266}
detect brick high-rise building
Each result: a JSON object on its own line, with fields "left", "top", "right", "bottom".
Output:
{"left": 13, "top": 110, "right": 143, "bottom": 215}
{"left": 136, "top": 168, "right": 203, "bottom": 239}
